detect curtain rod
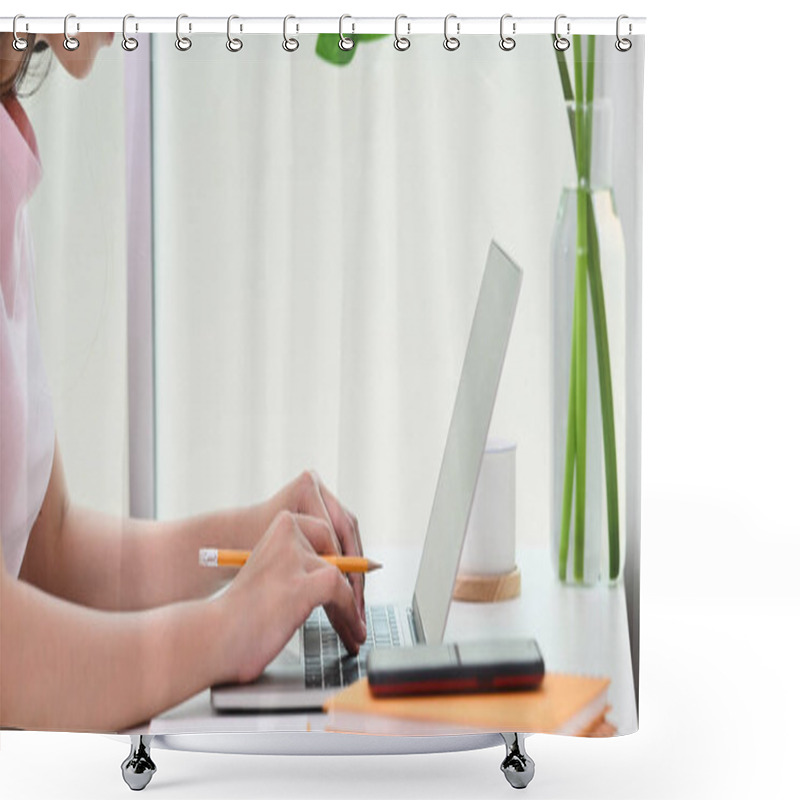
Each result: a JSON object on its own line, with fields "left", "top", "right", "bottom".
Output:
{"left": 0, "top": 16, "right": 646, "bottom": 37}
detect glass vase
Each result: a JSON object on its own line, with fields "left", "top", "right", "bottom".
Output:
{"left": 551, "top": 100, "right": 627, "bottom": 586}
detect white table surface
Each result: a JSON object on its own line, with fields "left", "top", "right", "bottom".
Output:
{"left": 121, "top": 545, "right": 636, "bottom": 747}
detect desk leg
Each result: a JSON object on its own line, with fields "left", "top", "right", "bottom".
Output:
{"left": 121, "top": 735, "right": 157, "bottom": 791}
{"left": 500, "top": 733, "right": 535, "bottom": 789}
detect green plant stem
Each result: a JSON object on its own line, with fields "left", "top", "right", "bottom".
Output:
{"left": 555, "top": 36, "right": 577, "bottom": 582}
{"left": 554, "top": 34, "right": 621, "bottom": 582}
{"left": 582, "top": 35, "right": 621, "bottom": 581}
{"left": 558, "top": 297, "right": 578, "bottom": 581}
{"left": 571, "top": 36, "right": 588, "bottom": 582}
{"left": 585, "top": 37, "right": 596, "bottom": 179}
{"left": 586, "top": 200, "right": 621, "bottom": 579}
{"left": 574, "top": 193, "right": 589, "bottom": 583}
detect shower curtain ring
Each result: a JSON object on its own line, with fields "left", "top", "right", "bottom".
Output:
{"left": 615, "top": 15, "right": 633, "bottom": 52}
{"left": 282, "top": 15, "right": 299, "bottom": 52}
{"left": 394, "top": 14, "right": 411, "bottom": 51}
{"left": 122, "top": 15, "right": 139, "bottom": 52}
{"left": 553, "top": 14, "right": 570, "bottom": 51}
{"left": 175, "top": 14, "right": 192, "bottom": 51}
{"left": 339, "top": 14, "right": 355, "bottom": 51}
{"left": 63, "top": 13, "right": 80, "bottom": 51}
{"left": 443, "top": 14, "right": 460, "bottom": 51}
{"left": 226, "top": 15, "right": 243, "bottom": 52}
{"left": 12, "top": 15, "right": 29, "bottom": 51}
{"left": 499, "top": 14, "right": 516, "bottom": 51}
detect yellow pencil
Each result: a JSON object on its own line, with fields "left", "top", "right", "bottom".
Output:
{"left": 198, "top": 548, "right": 382, "bottom": 573}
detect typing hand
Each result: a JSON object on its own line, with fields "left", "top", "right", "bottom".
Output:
{"left": 275, "top": 471, "right": 366, "bottom": 624}
{"left": 216, "top": 511, "right": 366, "bottom": 685}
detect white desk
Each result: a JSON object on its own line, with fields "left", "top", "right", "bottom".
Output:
{"left": 120, "top": 545, "right": 636, "bottom": 755}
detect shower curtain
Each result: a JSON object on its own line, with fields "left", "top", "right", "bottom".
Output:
{"left": 1, "top": 16, "right": 643, "bottom": 760}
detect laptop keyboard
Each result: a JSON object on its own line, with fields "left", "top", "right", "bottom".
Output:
{"left": 303, "top": 605, "right": 401, "bottom": 689}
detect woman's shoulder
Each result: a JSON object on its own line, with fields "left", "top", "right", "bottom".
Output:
{"left": 0, "top": 94, "right": 42, "bottom": 226}
{"left": 1, "top": 93, "right": 40, "bottom": 161}
{"left": 1, "top": 92, "right": 42, "bottom": 195}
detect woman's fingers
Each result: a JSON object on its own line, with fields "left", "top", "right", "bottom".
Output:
{"left": 221, "top": 510, "right": 367, "bottom": 684}
{"left": 345, "top": 507, "right": 364, "bottom": 560}
{"left": 316, "top": 478, "right": 363, "bottom": 556}
{"left": 298, "top": 472, "right": 341, "bottom": 555}
{"left": 304, "top": 558, "right": 366, "bottom": 655}
{"left": 311, "top": 477, "right": 366, "bottom": 621}
{"left": 293, "top": 514, "right": 340, "bottom": 556}
{"left": 342, "top": 508, "right": 366, "bottom": 623}
{"left": 292, "top": 514, "right": 366, "bottom": 653}
{"left": 293, "top": 514, "right": 364, "bottom": 624}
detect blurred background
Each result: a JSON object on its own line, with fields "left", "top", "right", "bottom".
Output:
{"left": 25, "top": 34, "right": 642, "bottom": 562}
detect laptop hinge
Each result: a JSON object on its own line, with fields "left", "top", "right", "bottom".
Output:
{"left": 409, "top": 598, "right": 425, "bottom": 644}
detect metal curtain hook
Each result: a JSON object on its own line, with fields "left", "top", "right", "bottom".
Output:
{"left": 553, "top": 14, "right": 570, "bottom": 51}
{"left": 339, "top": 14, "right": 355, "bottom": 51}
{"left": 122, "top": 14, "right": 139, "bottom": 52}
{"left": 443, "top": 14, "right": 460, "bottom": 51}
{"left": 394, "top": 14, "right": 410, "bottom": 51}
{"left": 282, "top": 15, "right": 299, "bottom": 51}
{"left": 175, "top": 14, "right": 192, "bottom": 51}
{"left": 12, "top": 15, "right": 29, "bottom": 51}
{"left": 615, "top": 14, "right": 632, "bottom": 52}
{"left": 499, "top": 14, "right": 516, "bottom": 51}
{"left": 227, "top": 14, "right": 243, "bottom": 52}
{"left": 64, "top": 13, "right": 80, "bottom": 51}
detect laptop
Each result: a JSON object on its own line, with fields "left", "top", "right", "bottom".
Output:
{"left": 211, "top": 240, "right": 523, "bottom": 711}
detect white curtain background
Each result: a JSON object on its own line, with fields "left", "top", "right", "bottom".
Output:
{"left": 26, "top": 45, "right": 129, "bottom": 517}
{"left": 151, "top": 34, "right": 571, "bottom": 549}
{"left": 22, "top": 34, "right": 640, "bottom": 561}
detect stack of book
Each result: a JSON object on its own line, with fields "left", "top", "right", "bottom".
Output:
{"left": 324, "top": 672, "right": 615, "bottom": 737}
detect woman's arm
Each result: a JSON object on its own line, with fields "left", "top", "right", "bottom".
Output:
{"left": 19, "top": 442, "right": 269, "bottom": 610}
{"left": 1, "top": 511, "right": 365, "bottom": 732}
{"left": 0, "top": 543, "right": 227, "bottom": 732}
{"left": 20, "top": 444, "right": 365, "bottom": 616}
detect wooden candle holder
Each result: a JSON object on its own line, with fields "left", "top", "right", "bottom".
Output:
{"left": 453, "top": 565, "right": 521, "bottom": 602}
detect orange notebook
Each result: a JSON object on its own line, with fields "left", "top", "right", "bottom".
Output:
{"left": 323, "top": 672, "right": 611, "bottom": 737}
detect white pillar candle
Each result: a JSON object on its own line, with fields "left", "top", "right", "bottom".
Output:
{"left": 459, "top": 438, "right": 517, "bottom": 576}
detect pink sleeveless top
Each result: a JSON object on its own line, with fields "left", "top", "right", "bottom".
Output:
{"left": 1, "top": 96, "right": 55, "bottom": 578}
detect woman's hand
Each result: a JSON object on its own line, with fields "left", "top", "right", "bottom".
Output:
{"left": 215, "top": 510, "right": 367, "bottom": 686}
{"left": 272, "top": 471, "right": 366, "bottom": 624}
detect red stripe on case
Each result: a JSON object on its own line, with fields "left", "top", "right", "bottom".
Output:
{"left": 492, "top": 674, "right": 542, "bottom": 689}
{"left": 369, "top": 674, "right": 542, "bottom": 697}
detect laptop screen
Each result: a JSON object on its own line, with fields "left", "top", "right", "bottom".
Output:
{"left": 412, "top": 241, "right": 522, "bottom": 644}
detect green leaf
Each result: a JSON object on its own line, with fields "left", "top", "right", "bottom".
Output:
{"left": 315, "top": 33, "right": 389, "bottom": 66}
{"left": 315, "top": 34, "right": 357, "bottom": 65}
